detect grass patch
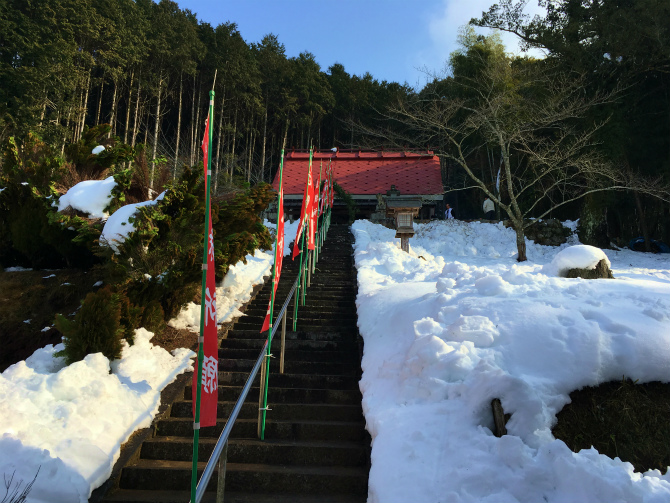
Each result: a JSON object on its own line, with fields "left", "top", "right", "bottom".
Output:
{"left": 552, "top": 378, "right": 670, "bottom": 474}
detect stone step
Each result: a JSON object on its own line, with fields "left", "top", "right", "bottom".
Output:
{"left": 140, "top": 437, "right": 367, "bottom": 466}
{"left": 222, "top": 330, "right": 356, "bottom": 343}
{"left": 217, "top": 371, "right": 357, "bottom": 390}
{"left": 118, "top": 460, "right": 368, "bottom": 495}
{"left": 231, "top": 319, "right": 357, "bottom": 332}
{"left": 241, "top": 305, "right": 355, "bottom": 317}
{"left": 218, "top": 358, "right": 356, "bottom": 376}
{"left": 155, "top": 418, "right": 366, "bottom": 442}
{"left": 216, "top": 348, "right": 354, "bottom": 363}
{"left": 184, "top": 385, "right": 362, "bottom": 405}
{"left": 103, "top": 489, "right": 366, "bottom": 503}
{"left": 170, "top": 402, "right": 364, "bottom": 422}
{"left": 219, "top": 338, "right": 355, "bottom": 352}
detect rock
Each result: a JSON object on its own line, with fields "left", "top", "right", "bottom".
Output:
{"left": 565, "top": 259, "right": 614, "bottom": 279}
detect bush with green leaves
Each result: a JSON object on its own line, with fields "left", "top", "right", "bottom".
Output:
{"left": 54, "top": 287, "right": 124, "bottom": 365}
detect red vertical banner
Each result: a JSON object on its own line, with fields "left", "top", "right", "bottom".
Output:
{"left": 292, "top": 158, "right": 313, "bottom": 260}
{"left": 261, "top": 183, "right": 284, "bottom": 332}
{"left": 192, "top": 115, "right": 218, "bottom": 427}
{"left": 329, "top": 163, "right": 334, "bottom": 208}
{"left": 308, "top": 175, "right": 318, "bottom": 250}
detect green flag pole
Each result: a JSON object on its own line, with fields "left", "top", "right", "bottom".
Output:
{"left": 190, "top": 90, "right": 214, "bottom": 503}
{"left": 261, "top": 148, "right": 284, "bottom": 440}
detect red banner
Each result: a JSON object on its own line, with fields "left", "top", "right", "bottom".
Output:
{"left": 308, "top": 174, "right": 318, "bottom": 250}
{"left": 328, "top": 164, "right": 334, "bottom": 208}
{"left": 261, "top": 182, "right": 284, "bottom": 332}
{"left": 192, "top": 116, "right": 218, "bottom": 428}
{"left": 292, "top": 160, "right": 313, "bottom": 260}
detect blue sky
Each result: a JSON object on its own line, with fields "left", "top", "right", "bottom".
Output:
{"left": 175, "top": 0, "right": 546, "bottom": 89}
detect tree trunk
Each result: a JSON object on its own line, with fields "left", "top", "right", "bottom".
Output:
{"left": 38, "top": 93, "right": 47, "bottom": 128}
{"left": 123, "top": 70, "right": 134, "bottom": 145}
{"left": 150, "top": 74, "right": 163, "bottom": 194}
{"left": 74, "top": 83, "right": 84, "bottom": 142}
{"left": 229, "top": 106, "right": 238, "bottom": 181}
{"left": 214, "top": 89, "right": 225, "bottom": 192}
{"left": 96, "top": 79, "right": 104, "bottom": 126}
{"left": 514, "top": 222, "right": 527, "bottom": 262}
{"left": 131, "top": 75, "right": 141, "bottom": 148}
{"left": 79, "top": 69, "right": 91, "bottom": 141}
{"left": 261, "top": 103, "right": 268, "bottom": 183}
{"left": 174, "top": 72, "right": 183, "bottom": 179}
{"left": 193, "top": 84, "right": 202, "bottom": 166}
{"left": 190, "top": 73, "right": 197, "bottom": 166}
{"left": 633, "top": 190, "right": 651, "bottom": 252}
{"left": 108, "top": 79, "right": 117, "bottom": 138}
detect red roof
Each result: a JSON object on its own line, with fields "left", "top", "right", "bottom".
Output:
{"left": 272, "top": 150, "right": 443, "bottom": 196}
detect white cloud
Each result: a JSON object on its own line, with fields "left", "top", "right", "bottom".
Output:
{"left": 419, "top": 0, "right": 547, "bottom": 78}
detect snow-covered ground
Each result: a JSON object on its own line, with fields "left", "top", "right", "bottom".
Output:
{"left": 352, "top": 219, "right": 670, "bottom": 503}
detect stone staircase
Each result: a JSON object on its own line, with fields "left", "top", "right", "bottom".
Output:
{"left": 101, "top": 224, "right": 369, "bottom": 503}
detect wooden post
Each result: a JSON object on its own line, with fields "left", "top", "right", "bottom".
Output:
{"left": 215, "top": 441, "right": 228, "bottom": 503}
{"left": 491, "top": 398, "right": 507, "bottom": 437}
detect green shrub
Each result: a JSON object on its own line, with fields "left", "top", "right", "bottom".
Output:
{"left": 141, "top": 300, "right": 166, "bottom": 334}
{"left": 333, "top": 181, "right": 356, "bottom": 223}
{"left": 55, "top": 287, "right": 124, "bottom": 365}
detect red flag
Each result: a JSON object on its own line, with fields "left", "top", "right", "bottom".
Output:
{"left": 192, "top": 115, "right": 218, "bottom": 427}
{"left": 308, "top": 175, "right": 318, "bottom": 250}
{"left": 261, "top": 183, "right": 284, "bottom": 332}
{"left": 329, "top": 164, "right": 334, "bottom": 208}
{"left": 292, "top": 160, "right": 313, "bottom": 260}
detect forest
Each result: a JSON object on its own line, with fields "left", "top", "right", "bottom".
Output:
{"left": 1, "top": 0, "right": 669, "bottom": 248}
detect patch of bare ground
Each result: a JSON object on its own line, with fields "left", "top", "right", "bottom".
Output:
{"left": 0, "top": 268, "right": 101, "bottom": 371}
{"left": 552, "top": 378, "right": 670, "bottom": 474}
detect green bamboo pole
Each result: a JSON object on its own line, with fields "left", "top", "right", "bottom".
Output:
{"left": 190, "top": 90, "right": 214, "bottom": 503}
{"left": 293, "top": 229, "right": 305, "bottom": 330}
{"left": 260, "top": 148, "right": 285, "bottom": 440}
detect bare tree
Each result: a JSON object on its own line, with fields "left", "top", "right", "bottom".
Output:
{"left": 377, "top": 58, "right": 669, "bottom": 261}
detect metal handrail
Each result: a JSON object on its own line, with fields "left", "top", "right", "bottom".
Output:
{"left": 191, "top": 268, "right": 301, "bottom": 503}
{"left": 192, "top": 213, "right": 331, "bottom": 502}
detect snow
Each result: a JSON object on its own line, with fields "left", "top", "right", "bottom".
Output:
{"left": 57, "top": 176, "right": 116, "bottom": 219}
{"left": 91, "top": 145, "right": 105, "bottom": 155}
{"left": 0, "top": 330, "right": 194, "bottom": 503}
{"left": 352, "top": 219, "right": 670, "bottom": 503}
{"left": 169, "top": 219, "right": 299, "bottom": 332}
{"left": 99, "top": 192, "right": 165, "bottom": 253}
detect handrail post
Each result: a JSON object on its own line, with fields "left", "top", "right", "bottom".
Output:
{"left": 280, "top": 313, "right": 287, "bottom": 374}
{"left": 257, "top": 354, "right": 267, "bottom": 439}
{"left": 215, "top": 441, "right": 228, "bottom": 503}
{"left": 307, "top": 252, "right": 312, "bottom": 288}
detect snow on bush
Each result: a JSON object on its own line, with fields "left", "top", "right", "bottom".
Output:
{"left": 542, "top": 244, "right": 612, "bottom": 277}
{"left": 99, "top": 192, "right": 165, "bottom": 253}
{"left": 57, "top": 176, "right": 116, "bottom": 219}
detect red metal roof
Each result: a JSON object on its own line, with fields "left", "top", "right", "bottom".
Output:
{"left": 272, "top": 150, "right": 444, "bottom": 196}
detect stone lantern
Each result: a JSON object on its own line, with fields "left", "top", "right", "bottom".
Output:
{"left": 386, "top": 198, "right": 421, "bottom": 253}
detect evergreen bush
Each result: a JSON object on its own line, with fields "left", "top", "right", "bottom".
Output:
{"left": 54, "top": 287, "right": 124, "bottom": 365}
{"left": 333, "top": 181, "right": 356, "bottom": 223}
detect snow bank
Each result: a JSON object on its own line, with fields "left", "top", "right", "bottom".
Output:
{"left": 57, "top": 176, "right": 116, "bottom": 219}
{"left": 353, "top": 219, "right": 670, "bottom": 503}
{"left": 0, "top": 330, "right": 194, "bottom": 502}
{"left": 169, "top": 219, "right": 299, "bottom": 332}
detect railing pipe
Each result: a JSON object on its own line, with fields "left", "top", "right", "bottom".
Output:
{"left": 193, "top": 281, "right": 297, "bottom": 503}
